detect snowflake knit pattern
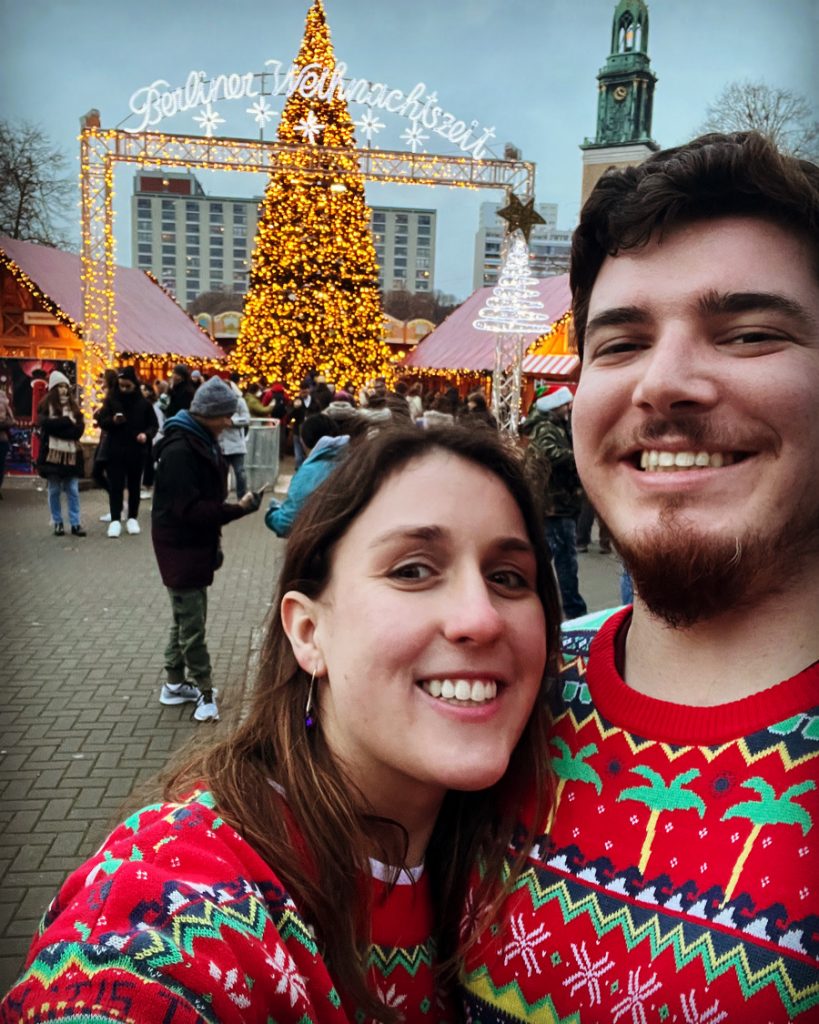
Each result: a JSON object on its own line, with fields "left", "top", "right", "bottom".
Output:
{"left": 1, "top": 791, "right": 456, "bottom": 1023}
{"left": 462, "top": 607, "right": 819, "bottom": 1023}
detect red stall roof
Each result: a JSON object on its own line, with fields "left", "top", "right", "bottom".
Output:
{"left": 403, "top": 274, "right": 571, "bottom": 372}
{"left": 1, "top": 236, "right": 225, "bottom": 361}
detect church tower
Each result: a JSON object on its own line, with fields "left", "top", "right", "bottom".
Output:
{"left": 580, "top": 0, "right": 659, "bottom": 205}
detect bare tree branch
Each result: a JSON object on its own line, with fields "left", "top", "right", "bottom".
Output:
{"left": 699, "top": 80, "right": 818, "bottom": 160}
{"left": 0, "top": 119, "right": 77, "bottom": 249}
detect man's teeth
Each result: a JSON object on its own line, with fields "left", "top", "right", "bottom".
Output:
{"left": 420, "top": 678, "right": 498, "bottom": 703}
{"left": 639, "top": 450, "right": 734, "bottom": 471}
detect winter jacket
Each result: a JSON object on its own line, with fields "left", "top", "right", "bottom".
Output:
{"left": 36, "top": 399, "right": 85, "bottom": 480}
{"left": 95, "top": 391, "right": 156, "bottom": 456}
{"left": 218, "top": 395, "right": 250, "bottom": 457}
{"left": 265, "top": 435, "right": 349, "bottom": 537}
{"left": 166, "top": 380, "right": 195, "bottom": 417}
{"left": 245, "top": 392, "right": 273, "bottom": 418}
{"left": 151, "top": 411, "right": 247, "bottom": 589}
{"left": 522, "top": 406, "right": 582, "bottom": 517}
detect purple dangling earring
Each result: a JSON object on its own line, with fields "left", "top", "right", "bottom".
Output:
{"left": 305, "top": 669, "right": 317, "bottom": 730}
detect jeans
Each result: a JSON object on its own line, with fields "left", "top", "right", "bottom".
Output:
{"left": 224, "top": 451, "right": 247, "bottom": 498}
{"left": 293, "top": 432, "right": 306, "bottom": 471}
{"left": 545, "top": 516, "right": 588, "bottom": 620}
{"left": 164, "top": 587, "right": 212, "bottom": 687}
{"left": 47, "top": 476, "right": 81, "bottom": 527}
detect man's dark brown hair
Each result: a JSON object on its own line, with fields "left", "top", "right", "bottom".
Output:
{"left": 570, "top": 131, "right": 819, "bottom": 356}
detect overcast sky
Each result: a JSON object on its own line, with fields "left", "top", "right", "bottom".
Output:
{"left": 2, "top": 0, "right": 816, "bottom": 299}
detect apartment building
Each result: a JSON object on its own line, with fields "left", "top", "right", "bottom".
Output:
{"left": 131, "top": 172, "right": 437, "bottom": 305}
{"left": 473, "top": 201, "right": 572, "bottom": 289}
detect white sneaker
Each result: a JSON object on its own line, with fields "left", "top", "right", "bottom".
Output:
{"left": 100, "top": 512, "right": 112, "bottom": 522}
{"left": 126, "top": 518, "right": 141, "bottom": 535}
{"left": 107, "top": 520, "right": 122, "bottom": 538}
{"left": 193, "top": 695, "right": 220, "bottom": 722}
{"left": 140, "top": 489, "right": 151, "bottom": 500}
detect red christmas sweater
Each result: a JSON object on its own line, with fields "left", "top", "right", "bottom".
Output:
{"left": 463, "top": 607, "right": 819, "bottom": 1023}
{"left": 1, "top": 790, "right": 456, "bottom": 1023}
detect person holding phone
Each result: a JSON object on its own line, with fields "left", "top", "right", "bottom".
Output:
{"left": 150, "top": 376, "right": 263, "bottom": 723}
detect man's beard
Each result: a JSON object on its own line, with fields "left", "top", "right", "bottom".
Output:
{"left": 604, "top": 498, "right": 818, "bottom": 629}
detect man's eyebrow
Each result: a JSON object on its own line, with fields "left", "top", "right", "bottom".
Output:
{"left": 697, "top": 290, "right": 819, "bottom": 330}
{"left": 585, "top": 306, "right": 652, "bottom": 336}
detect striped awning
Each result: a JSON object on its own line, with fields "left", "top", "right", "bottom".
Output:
{"left": 522, "top": 353, "right": 579, "bottom": 377}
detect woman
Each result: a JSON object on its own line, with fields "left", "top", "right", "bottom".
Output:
{"left": 95, "top": 366, "right": 156, "bottom": 537}
{"left": 3, "top": 425, "right": 560, "bottom": 1022}
{"left": 139, "top": 380, "right": 161, "bottom": 499}
{"left": 36, "top": 370, "right": 86, "bottom": 536}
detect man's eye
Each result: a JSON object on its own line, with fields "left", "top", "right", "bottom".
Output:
{"left": 593, "top": 339, "right": 646, "bottom": 359}
{"left": 389, "top": 563, "right": 433, "bottom": 581}
{"left": 721, "top": 330, "right": 788, "bottom": 345}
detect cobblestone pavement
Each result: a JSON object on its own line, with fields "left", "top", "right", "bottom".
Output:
{"left": 0, "top": 471, "right": 621, "bottom": 994}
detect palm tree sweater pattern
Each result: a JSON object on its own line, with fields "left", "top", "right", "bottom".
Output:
{"left": 463, "top": 607, "right": 819, "bottom": 1022}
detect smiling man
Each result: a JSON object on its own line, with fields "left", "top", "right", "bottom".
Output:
{"left": 463, "top": 133, "right": 819, "bottom": 1021}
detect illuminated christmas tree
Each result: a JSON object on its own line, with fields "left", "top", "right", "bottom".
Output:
{"left": 232, "top": 0, "right": 390, "bottom": 391}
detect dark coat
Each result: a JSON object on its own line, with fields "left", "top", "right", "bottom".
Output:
{"left": 95, "top": 391, "right": 156, "bottom": 457}
{"left": 151, "top": 416, "right": 246, "bottom": 589}
{"left": 166, "top": 380, "right": 195, "bottom": 417}
{"left": 522, "top": 407, "right": 582, "bottom": 517}
{"left": 36, "top": 400, "right": 85, "bottom": 479}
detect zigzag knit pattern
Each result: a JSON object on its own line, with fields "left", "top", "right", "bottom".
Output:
{"left": 462, "top": 608, "right": 819, "bottom": 1023}
{"left": 1, "top": 791, "right": 456, "bottom": 1023}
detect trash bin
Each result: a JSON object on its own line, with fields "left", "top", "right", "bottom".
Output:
{"left": 245, "top": 418, "right": 280, "bottom": 492}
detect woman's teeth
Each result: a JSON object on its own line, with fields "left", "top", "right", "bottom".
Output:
{"left": 420, "top": 678, "right": 498, "bottom": 703}
{"left": 639, "top": 450, "right": 735, "bottom": 471}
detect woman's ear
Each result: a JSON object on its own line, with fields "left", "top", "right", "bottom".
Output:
{"left": 280, "top": 591, "right": 326, "bottom": 676}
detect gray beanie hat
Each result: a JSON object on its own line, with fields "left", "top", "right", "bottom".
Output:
{"left": 190, "top": 376, "right": 238, "bottom": 418}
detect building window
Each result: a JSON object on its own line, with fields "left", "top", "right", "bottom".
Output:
{"left": 137, "top": 198, "right": 151, "bottom": 211}
{"left": 395, "top": 214, "right": 408, "bottom": 225}
{"left": 161, "top": 199, "right": 174, "bottom": 211}
{"left": 162, "top": 255, "right": 176, "bottom": 267}
{"left": 161, "top": 244, "right": 176, "bottom": 255}
{"left": 137, "top": 254, "right": 152, "bottom": 267}
{"left": 137, "top": 243, "right": 152, "bottom": 255}
{"left": 137, "top": 230, "right": 152, "bottom": 244}
{"left": 233, "top": 204, "right": 246, "bottom": 220}
{"left": 393, "top": 257, "right": 407, "bottom": 268}
{"left": 418, "top": 215, "right": 431, "bottom": 226}
{"left": 394, "top": 246, "right": 407, "bottom": 257}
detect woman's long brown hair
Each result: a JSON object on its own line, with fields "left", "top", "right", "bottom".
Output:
{"left": 163, "top": 424, "right": 561, "bottom": 1021}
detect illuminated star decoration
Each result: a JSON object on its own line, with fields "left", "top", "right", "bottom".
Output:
{"left": 192, "top": 103, "right": 225, "bottom": 138}
{"left": 247, "top": 97, "right": 278, "bottom": 129}
{"left": 496, "top": 193, "right": 546, "bottom": 243}
{"left": 355, "top": 108, "right": 386, "bottom": 142}
{"left": 294, "top": 110, "right": 325, "bottom": 144}
{"left": 401, "top": 122, "right": 429, "bottom": 153}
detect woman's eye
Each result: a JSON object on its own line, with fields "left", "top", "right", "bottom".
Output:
{"left": 489, "top": 568, "right": 529, "bottom": 590}
{"left": 389, "top": 562, "right": 434, "bottom": 581}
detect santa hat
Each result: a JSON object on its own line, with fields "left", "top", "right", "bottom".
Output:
{"left": 535, "top": 385, "right": 573, "bottom": 413}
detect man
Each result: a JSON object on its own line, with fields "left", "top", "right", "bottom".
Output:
{"left": 151, "top": 376, "right": 262, "bottom": 723}
{"left": 166, "top": 363, "right": 195, "bottom": 417}
{"left": 463, "top": 132, "right": 819, "bottom": 1021}
{"left": 218, "top": 374, "right": 251, "bottom": 499}
{"left": 522, "top": 384, "right": 587, "bottom": 618}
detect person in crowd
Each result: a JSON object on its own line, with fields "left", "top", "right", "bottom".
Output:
{"left": 461, "top": 132, "right": 819, "bottom": 1022}
{"left": 93, "top": 369, "right": 119, "bottom": 520}
{"left": 166, "top": 364, "right": 195, "bottom": 417}
{"left": 245, "top": 382, "right": 274, "bottom": 418}
{"left": 261, "top": 381, "right": 288, "bottom": 420}
{"left": 151, "top": 376, "right": 263, "bottom": 723}
{"left": 35, "top": 370, "right": 86, "bottom": 536}
{"left": 312, "top": 373, "right": 333, "bottom": 410}
{"left": 139, "top": 381, "right": 161, "bottom": 500}
{"left": 2, "top": 424, "right": 560, "bottom": 1022}
{"left": 461, "top": 390, "right": 498, "bottom": 430}
{"left": 95, "top": 366, "right": 156, "bottom": 537}
{"left": 288, "top": 380, "right": 315, "bottom": 468}
{"left": 407, "top": 381, "right": 424, "bottom": 421}
{"left": 521, "top": 383, "right": 587, "bottom": 618}
{"left": 265, "top": 413, "right": 348, "bottom": 537}
{"left": 190, "top": 368, "right": 203, "bottom": 389}
{"left": 0, "top": 379, "right": 16, "bottom": 499}
{"left": 219, "top": 374, "right": 251, "bottom": 499}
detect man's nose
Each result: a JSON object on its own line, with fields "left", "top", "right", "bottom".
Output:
{"left": 632, "top": 330, "right": 720, "bottom": 416}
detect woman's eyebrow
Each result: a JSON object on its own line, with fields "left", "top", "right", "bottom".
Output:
{"left": 370, "top": 525, "right": 447, "bottom": 548}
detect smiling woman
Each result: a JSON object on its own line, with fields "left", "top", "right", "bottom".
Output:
{"left": 2, "top": 425, "right": 561, "bottom": 1024}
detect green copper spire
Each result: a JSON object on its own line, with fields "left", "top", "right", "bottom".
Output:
{"left": 584, "top": 0, "right": 658, "bottom": 148}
